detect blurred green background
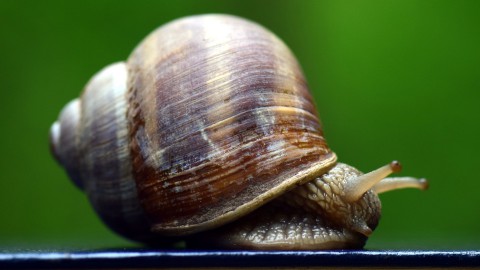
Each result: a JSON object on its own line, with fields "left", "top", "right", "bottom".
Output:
{"left": 1, "top": 0, "right": 479, "bottom": 250}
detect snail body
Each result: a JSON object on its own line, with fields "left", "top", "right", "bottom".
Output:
{"left": 50, "top": 14, "right": 427, "bottom": 249}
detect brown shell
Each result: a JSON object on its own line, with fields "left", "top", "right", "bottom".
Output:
{"left": 126, "top": 15, "right": 336, "bottom": 235}
{"left": 50, "top": 14, "right": 337, "bottom": 239}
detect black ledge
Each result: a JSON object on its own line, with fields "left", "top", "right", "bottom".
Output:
{"left": 1, "top": 249, "right": 480, "bottom": 269}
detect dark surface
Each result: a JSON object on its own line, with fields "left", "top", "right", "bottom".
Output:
{"left": 0, "top": 249, "right": 479, "bottom": 269}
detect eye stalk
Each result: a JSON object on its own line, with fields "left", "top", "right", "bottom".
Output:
{"left": 343, "top": 161, "right": 428, "bottom": 203}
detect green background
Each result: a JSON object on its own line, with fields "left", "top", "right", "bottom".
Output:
{"left": 1, "top": 0, "right": 479, "bottom": 250}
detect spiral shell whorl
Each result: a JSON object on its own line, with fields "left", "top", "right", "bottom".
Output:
{"left": 50, "top": 99, "right": 83, "bottom": 189}
{"left": 51, "top": 63, "right": 161, "bottom": 242}
{"left": 126, "top": 14, "right": 336, "bottom": 235}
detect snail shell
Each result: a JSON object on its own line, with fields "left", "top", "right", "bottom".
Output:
{"left": 50, "top": 14, "right": 427, "bottom": 249}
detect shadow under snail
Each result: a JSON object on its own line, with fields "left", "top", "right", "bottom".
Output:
{"left": 49, "top": 14, "right": 428, "bottom": 250}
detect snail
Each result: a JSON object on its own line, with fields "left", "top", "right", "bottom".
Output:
{"left": 49, "top": 14, "right": 428, "bottom": 250}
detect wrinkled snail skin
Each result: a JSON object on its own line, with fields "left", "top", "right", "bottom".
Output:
{"left": 50, "top": 14, "right": 427, "bottom": 249}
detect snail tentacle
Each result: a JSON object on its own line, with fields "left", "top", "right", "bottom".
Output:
{"left": 343, "top": 161, "right": 402, "bottom": 202}
{"left": 373, "top": 177, "right": 429, "bottom": 194}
